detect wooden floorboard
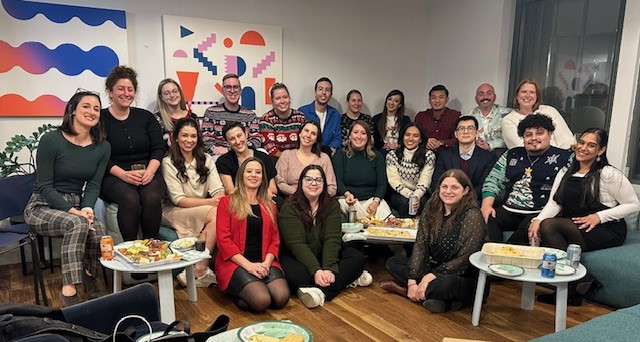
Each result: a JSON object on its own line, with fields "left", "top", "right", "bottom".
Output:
{"left": 0, "top": 258, "right": 613, "bottom": 341}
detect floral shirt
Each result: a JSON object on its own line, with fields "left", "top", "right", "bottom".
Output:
{"left": 467, "top": 104, "right": 511, "bottom": 151}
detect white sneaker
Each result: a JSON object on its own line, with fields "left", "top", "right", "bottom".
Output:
{"left": 348, "top": 270, "right": 373, "bottom": 288}
{"left": 297, "top": 287, "right": 325, "bottom": 309}
{"left": 177, "top": 268, "right": 217, "bottom": 287}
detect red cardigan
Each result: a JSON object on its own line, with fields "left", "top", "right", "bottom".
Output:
{"left": 214, "top": 195, "right": 281, "bottom": 291}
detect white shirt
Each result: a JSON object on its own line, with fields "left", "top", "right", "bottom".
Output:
{"left": 315, "top": 110, "right": 327, "bottom": 131}
{"left": 459, "top": 144, "right": 476, "bottom": 161}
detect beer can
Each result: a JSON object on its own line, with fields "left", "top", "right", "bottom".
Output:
{"left": 100, "top": 235, "right": 115, "bottom": 260}
{"left": 541, "top": 252, "right": 556, "bottom": 278}
{"left": 408, "top": 195, "right": 418, "bottom": 216}
{"left": 566, "top": 244, "right": 582, "bottom": 268}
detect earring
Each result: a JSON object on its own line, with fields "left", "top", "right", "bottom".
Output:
{"left": 596, "top": 156, "right": 601, "bottom": 162}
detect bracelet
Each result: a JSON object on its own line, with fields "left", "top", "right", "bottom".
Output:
{"left": 373, "top": 197, "right": 381, "bottom": 204}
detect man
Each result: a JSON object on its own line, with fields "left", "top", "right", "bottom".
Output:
{"left": 467, "top": 83, "right": 511, "bottom": 155}
{"left": 414, "top": 84, "right": 461, "bottom": 153}
{"left": 201, "top": 73, "right": 262, "bottom": 156}
{"left": 481, "top": 114, "right": 572, "bottom": 243}
{"left": 431, "top": 116, "right": 497, "bottom": 198}
{"left": 298, "top": 77, "right": 342, "bottom": 154}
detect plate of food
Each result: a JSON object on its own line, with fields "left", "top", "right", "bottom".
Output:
{"left": 115, "top": 239, "right": 182, "bottom": 268}
{"left": 488, "top": 264, "right": 525, "bottom": 277}
{"left": 357, "top": 215, "right": 418, "bottom": 229}
{"left": 170, "top": 237, "right": 198, "bottom": 252}
{"left": 555, "top": 263, "right": 576, "bottom": 276}
{"left": 238, "top": 321, "right": 313, "bottom": 342}
{"left": 363, "top": 227, "right": 417, "bottom": 242}
{"left": 544, "top": 247, "right": 568, "bottom": 260}
{"left": 341, "top": 222, "right": 364, "bottom": 234}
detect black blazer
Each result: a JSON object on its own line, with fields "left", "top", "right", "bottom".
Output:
{"left": 431, "top": 145, "right": 498, "bottom": 198}
{"left": 371, "top": 114, "right": 411, "bottom": 151}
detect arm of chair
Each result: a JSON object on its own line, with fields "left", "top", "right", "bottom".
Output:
{"left": 62, "top": 283, "right": 160, "bottom": 334}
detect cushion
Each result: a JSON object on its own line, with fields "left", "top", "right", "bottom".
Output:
{"left": 532, "top": 307, "right": 640, "bottom": 341}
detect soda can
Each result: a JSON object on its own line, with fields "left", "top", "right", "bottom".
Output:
{"left": 566, "top": 244, "right": 582, "bottom": 268}
{"left": 408, "top": 195, "right": 418, "bottom": 216}
{"left": 100, "top": 235, "right": 115, "bottom": 260}
{"left": 541, "top": 252, "right": 556, "bottom": 278}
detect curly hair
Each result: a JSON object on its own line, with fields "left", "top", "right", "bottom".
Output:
{"left": 517, "top": 114, "right": 555, "bottom": 137}
{"left": 105, "top": 65, "right": 138, "bottom": 92}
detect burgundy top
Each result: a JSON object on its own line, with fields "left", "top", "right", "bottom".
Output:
{"left": 414, "top": 107, "right": 461, "bottom": 153}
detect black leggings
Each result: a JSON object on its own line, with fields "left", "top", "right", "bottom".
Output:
{"left": 226, "top": 267, "right": 289, "bottom": 312}
{"left": 487, "top": 206, "right": 537, "bottom": 244}
{"left": 539, "top": 217, "right": 626, "bottom": 252}
{"left": 101, "top": 174, "right": 165, "bottom": 241}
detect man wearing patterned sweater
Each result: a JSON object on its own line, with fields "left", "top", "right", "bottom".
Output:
{"left": 481, "top": 114, "right": 571, "bottom": 243}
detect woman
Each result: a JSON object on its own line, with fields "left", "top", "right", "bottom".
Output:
{"left": 100, "top": 66, "right": 166, "bottom": 241}
{"left": 502, "top": 78, "right": 575, "bottom": 149}
{"left": 372, "top": 90, "right": 411, "bottom": 153}
{"left": 154, "top": 78, "right": 198, "bottom": 148}
{"left": 332, "top": 120, "right": 391, "bottom": 220}
{"left": 278, "top": 165, "right": 370, "bottom": 309}
{"left": 528, "top": 128, "right": 640, "bottom": 304}
{"left": 340, "top": 90, "right": 374, "bottom": 148}
{"left": 259, "top": 83, "right": 306, "bottom": 157}
{"left": 215, "top": 157, "right": 290, "bottom": 311}
{"left": 275, "top": 121, "right": 337, "bottom": 197}
{"left": 380, "top": 170, "right": 485, "bottom": 313}
{"left": 386, "top": 123, "right": 436, "bottom": 217}
{"left": 216, "top": 122, "right": 277, "bottom": 196}
{"left": 24, "top": 90, "right": 111, "bottom": 306}
{"left": 162, "top": 117, "right": 224, "bottom": 287}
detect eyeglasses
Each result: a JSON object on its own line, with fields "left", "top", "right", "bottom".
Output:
{"left": 303, "top": 176, "right": 324, "bottom": 185}
{"left": 456, "top": 126, "right": 477, "bottom": 132}
{"left": 75, "top": 88, "right": 101, "bottom": 96}
{"left": 223, "top": 85, "right": 241, "bottom": 91}
{"left": 162, "top": 89, "right": 180, "bottom": 97}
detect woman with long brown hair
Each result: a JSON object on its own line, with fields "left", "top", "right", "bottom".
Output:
{"left": 380, "top": 169, "right": 485, "bottom": 313}
{"left": 154, "top": 78, "right": 197, "bottom": 148}
{"left": 372, "top": 89, "right": 411, "bottom": 153}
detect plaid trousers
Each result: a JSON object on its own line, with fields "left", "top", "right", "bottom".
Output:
{"left": 24, "top": 193, "right": 105, "bottom": 285}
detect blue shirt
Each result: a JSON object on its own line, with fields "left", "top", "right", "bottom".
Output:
{"left": 298, "top": 101, "right": 342, "bottom": 149}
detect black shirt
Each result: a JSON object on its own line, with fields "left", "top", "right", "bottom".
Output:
{"left": 216, "top": 149, "right": 277, "bottom": 183}
{"left": 244, "top": 204, "right": 263, "bottom": 262}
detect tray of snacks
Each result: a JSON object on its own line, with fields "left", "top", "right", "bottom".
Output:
{"left": 238, "top": 320, "right": 312, "bottom": 341}
{"left": 363, "top": 227, "right": 417, "bottom": 242}
{"left": 357, "top": 216, "right": 418, "bottom": 229}
{"left": 115, "top": 239, "right": 182, "bottom": 268}
{"left": 481, "top": 242, "right": 545, "bottom": 269}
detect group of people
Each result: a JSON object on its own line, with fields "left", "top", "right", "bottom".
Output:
{"left": 22, "top": 65, "right": 640, "bottom": 315}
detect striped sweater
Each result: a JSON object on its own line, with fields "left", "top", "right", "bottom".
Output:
{"left": 201, "top": 103, "right": 261, "bottom": 153}
{"left": 386, "top": 148, "right": 436, "bottom": 199}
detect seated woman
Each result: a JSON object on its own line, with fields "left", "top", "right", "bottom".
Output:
{"left": 100, "top": 66, "right": 166, "bottom": 241}
{"left": 332, "top": 120, "right": 391, "bottom": 220}
{"left": 278, "top": 165, "right": 370, "bottom": 309}
{"left": 24, "top": 90, "right": 111, "bottom": 306}
{"left": 380, "top": 169, "right": 485, "bottom": 313}
{"left": 154, "top": 78, "right": 198, "bottom": 148}
{"left": 372, "top": 90, "right": 411, "bottom": 153}
{"left": 528, "top": 128, "right": 640, "bottom": 304}
{"left": 162, "top": 117, "right": 224, "bottom": 287}
{"left": 215, "top": 157, "right": 290, "bottom": 311}
{"left": 275, "top": 121, "right": 337, "bottom": 198}
{"left": 386, "top": 123, "right": 436, "bottom": 217}
{"left": 259, "top": 83, "right": 306, "bottom": 158}
{"left": 340, "top": 89, "right": 374, "bottom": 148}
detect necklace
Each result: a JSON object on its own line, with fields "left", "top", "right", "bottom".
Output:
{"left": 525, "top": 154, "right": 542, "bottom": 175}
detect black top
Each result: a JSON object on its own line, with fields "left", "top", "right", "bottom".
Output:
{"left": 562, "top": 177, "right": 609, "bottom": 218}
{"left": 216, "top": 149, "right": 277, "bottom": 183}
{"left": 100, "top": 107, "right": 166, "bottom": 171}
{"left": 371, "top": 114, "right": 411, "bottom": 151}
{"left": 244, "top": 204, "right": 263, "bottom": 262}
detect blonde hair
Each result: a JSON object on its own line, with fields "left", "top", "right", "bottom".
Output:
{"left": 229, "top": 157, "right": 275, "bottom": 221}
{"left": 156, "top": 78, "right": 188, "bottom": 131}
{"left": 346, "top": 120, "right": 376, "bottom": 160}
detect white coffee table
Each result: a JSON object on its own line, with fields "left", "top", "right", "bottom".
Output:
{"left": 469, "top": 251, "right": 586, "bottom": 332}
{"left": 101, "top": 254, "right": 208, "bottom": 324}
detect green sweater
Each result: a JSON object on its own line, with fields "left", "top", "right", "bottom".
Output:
{"left": 332, "top": 149, "right": 387, "bottom": 199}
{"left": 35, "top": 130, "right": 111, "bottom": 210}
{"left": 278, "top": 201, "right": 342, "bottom": 274}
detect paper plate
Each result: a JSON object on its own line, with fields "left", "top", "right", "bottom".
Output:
{"left": 170, "top": 237, "right": 198, "bottom": 252}
{"left": 544, "top": 248, "right": 568, "bottom": 260}
{"left": 341, "top": 222, "right": 364, "bottom": 234}
{"left": 237, "top": 320, "right": 313, "bottom": 341}
{"left": 489, "top": 264, "right": 525, "bottom": 277}
{"left": 555, "top": 263, "right": 576, "bottom": 276}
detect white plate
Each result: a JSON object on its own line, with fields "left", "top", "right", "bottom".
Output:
{"left": 170, "top": 237, "right": 198, "bottom": 252}
{"left": 237, "top": 320, "right": 313, "bottom": 341}
{"left": 341, "top": 222, "right": 364, "bottom": 234}
{"left": 488, "top": 264, "right": 525, "bottom": 277}
{"left": 544, "top": 248, "right": 568, "bottom": 259}
{"left": 555, "top": 263, "right": 576, "bottom": 276}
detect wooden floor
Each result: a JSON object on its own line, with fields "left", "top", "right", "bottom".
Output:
{"left": 0, "top": 258, "right": 612, "bottom": 341}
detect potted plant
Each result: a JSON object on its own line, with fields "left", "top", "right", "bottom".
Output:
{"left": 0, "top": 124, "right": 55, "bottom": 178}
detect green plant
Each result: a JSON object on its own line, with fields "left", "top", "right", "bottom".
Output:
{"left": 0, "top": 124, "right": 55, "bottom": 178}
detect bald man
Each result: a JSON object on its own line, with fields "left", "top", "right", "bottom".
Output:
{"left": 467, "top": 83, "right": 511, "bottom": 154}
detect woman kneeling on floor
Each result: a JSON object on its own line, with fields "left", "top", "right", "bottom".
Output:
{"left": 278, "top": 165, "right": 371, "bottom": 309}
{"left": 215, "top": 157, "right": 290, "bottom": 311}
{"left": 380, "top": 169, "right": 485, "bottom": 313}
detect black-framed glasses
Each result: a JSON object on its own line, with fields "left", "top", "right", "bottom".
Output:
{"left": 75, "top": 88, "right": 101, "bottom": 97}
{"left": 456, "top": 126, "right": 477, "bottom": 132}
{"left": 303, "top": 176, "right": 324, "bottom": 185}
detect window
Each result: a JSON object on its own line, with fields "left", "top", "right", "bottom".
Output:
{"left": 627, "top": 82, "right": 640, "bottom": 181}
{"left": 509, "top": 0, "right": 625, "bottom": 134}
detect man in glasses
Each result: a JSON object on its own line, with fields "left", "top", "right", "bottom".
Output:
{"left": 202, "top": 73, "right": 262, "bottom": 156}
{"left": 431, "top": 116, "right": 497, "bottom": 198}
{"left": 298, "top": 77, "right": 342, "bottom": 155}
{"left": 467, "top": 83, "right": 511, "bottom": 156}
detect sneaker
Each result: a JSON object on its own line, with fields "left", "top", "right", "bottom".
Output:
{"left": 348, "top": 270, "right": 373, "bottom": 288}
{"left": 297, "top": 287, "right": 325, "bottom": 309}
{"left": 177, "top": 268, "right": 217, "bottom": 287}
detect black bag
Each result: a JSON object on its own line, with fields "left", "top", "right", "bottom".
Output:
{"left": 108, "top": 315, "right": 229, "bottom": 342}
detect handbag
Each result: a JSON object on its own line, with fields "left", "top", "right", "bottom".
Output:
{"left": 108, "top": 314, "right": 229, "bottom": 342}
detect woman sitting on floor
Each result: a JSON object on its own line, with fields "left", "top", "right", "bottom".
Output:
{"left": 215, "top": 157, "right": 290, "bottom": 311}
{"left": 162, "top": 117, "right": 224, "bottom": 288}
{"left": 24, "top": 90, "right": 111, "bottom": 306}
{"left": 278, "top": 165, "right": 371, "bottom": 309}
{"left": 380, "top": 169, "right": 485, "bottom": 313}
{"left": 528, "top": 128, "right": 640, "bottom": 304}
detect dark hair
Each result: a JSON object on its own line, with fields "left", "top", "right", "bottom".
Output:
{"left": 456, "top": 115, "right": 478, "bottom": 130}
{"left": 513, "top": 78, "right": 542, "bottom": 111}
{"left": 105, "top": 65, "right": 138, "bottom": 92}
{"left": 287, "top": 165, "right": 334, "bottom": 233}
{"left": 170, "top": 117, "right": 209, "bottom": 184}
{"left": 222, "top": 73, "right": 239, "bottom": 84}
{"left": 517, "top": 114, "right": 555, "bottom": 137}
{"left": 60, "top": 91, "right": 105, "bottom": 143}
{"left": 553, "top": 128, "right": 610, "bottom": 207}
{"left": 314, "top": 77, "right": 333, "bottom": 92}
{"left": 394, "top": 123, "right": 428, "bottom": 169}
{"left": 222, "top": 121, "right": 245, "bottom": 141}
{"left": 422, "top": 169, "right": 477, "bottom": 244}
{"left": 270, "top": 83, "right": 289, "bottom": 99}
{"left": 347, "top": 89, "right": 362, "bottom": 101}
{"left": 377, "top": 89, "right": 405, "bottom": 142}
{"left": 429, "top": 84, "right": 449, "bottom": 97}
{"left": 297, "top": 121, "right": 323, "bottom": 156}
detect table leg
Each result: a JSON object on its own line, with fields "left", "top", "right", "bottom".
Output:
{"left": 555, "top": 282, "right": 568, "bottom": 332}
{"left": 521, "top": 282, "right": 535, "bottom": 310}
{"left": 113, "top": 270, "right": 122, "bottom": 293}
{"left": 157, "top": 269, "right": 176, "bottom": 324}
{"left": 471, "top": 270, "right": 487, "bottom": 326}
{"left": 185, "top": 265, "right": 197, "bottom": 301}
